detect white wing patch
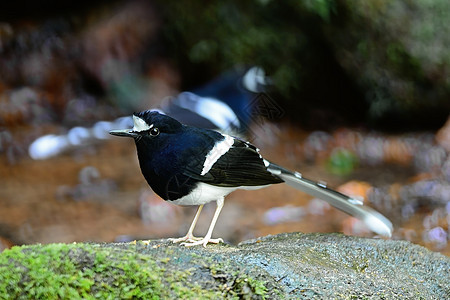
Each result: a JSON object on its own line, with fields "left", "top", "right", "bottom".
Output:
{"left": 132, "top": 115, "right": 153, "bottom": 132}
{"left": 201, "top": 134, "right": 234, "bottom": 176}
{"left": 175, "top": 92, "right": 240, "bottom": 130}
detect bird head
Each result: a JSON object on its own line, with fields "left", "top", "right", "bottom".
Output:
{"left": 109, "top": 111, "right": 183, "bottom": 141}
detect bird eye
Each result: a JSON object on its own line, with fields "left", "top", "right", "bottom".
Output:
{"left": 149, "top": 127, "right": 160, "bottom": 136}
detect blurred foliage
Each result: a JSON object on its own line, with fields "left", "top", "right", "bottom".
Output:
{"left": 155, "top": 0, "right": 449, "bottom": 130}
{"left": 326, "top": 148, "right": 358, "bottom": 175}
{"left": 157, "top": 0, "right": 339, "bottom": 102}
{"left": 327, "top": 0, "right": 450, "bottom": 130}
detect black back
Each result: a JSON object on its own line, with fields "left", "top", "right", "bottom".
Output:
{"left": 133, "top": 111, "right": 282, "bottom": 200}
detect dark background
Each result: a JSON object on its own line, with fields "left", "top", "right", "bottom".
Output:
{"left": 0, "top": 0, "right": 449, "bottom": 255}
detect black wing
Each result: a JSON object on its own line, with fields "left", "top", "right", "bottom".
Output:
{"left": 183, "top": 137, "right": 283, "bottom": 187}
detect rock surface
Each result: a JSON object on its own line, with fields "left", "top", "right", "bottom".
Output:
{"left": 1, "top": 232, "right": 449, "bottom": 299}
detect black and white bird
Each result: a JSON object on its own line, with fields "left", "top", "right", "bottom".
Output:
{"left": 110, "top": 111, "right": 393, "bottom": 247}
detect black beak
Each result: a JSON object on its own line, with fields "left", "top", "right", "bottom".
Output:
{"left": 109, "top": 129, "right": 137, "bottom": 138}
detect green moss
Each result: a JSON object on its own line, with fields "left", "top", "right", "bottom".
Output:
{"left": 0, "top": 244, "right": 95, "bottom": 299}
{"left": 0, "top": 243, "right": 208, "bottom": 299}
{"left": 0, "top": 242, "right": 276, "bottom": 299}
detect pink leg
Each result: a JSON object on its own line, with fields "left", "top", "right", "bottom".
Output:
{"left": 181, "top": 198, "right": 224, "bottom": 247}
{"left": 169, "top": 205, "right": 204, "bottom": 243}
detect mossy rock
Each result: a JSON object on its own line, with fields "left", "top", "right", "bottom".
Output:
{"left": 0, "top": 240, "right": 278, "bottom": 299}
{"left": 1, "top": 233, "right": 449, "bottom": 299}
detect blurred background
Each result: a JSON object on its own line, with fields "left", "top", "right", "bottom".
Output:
{"left": 0, "top": 0, "right": 449, "bottom": 255}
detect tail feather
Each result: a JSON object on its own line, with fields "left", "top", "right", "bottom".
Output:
{"left": 267, "top": 162, "right": 393, "bottom": 237}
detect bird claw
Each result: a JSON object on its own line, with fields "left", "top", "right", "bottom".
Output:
{"left": 181, "top": 237, "right": 223, "bottom": 247}
{"left": 168, "top": 235, "right": 202, "bottom": 244}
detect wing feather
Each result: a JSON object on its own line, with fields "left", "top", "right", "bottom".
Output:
{"left": 183, "top": 137, "right": 283, "bottom": 187}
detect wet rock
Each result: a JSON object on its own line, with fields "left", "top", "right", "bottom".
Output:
{"left": 1, "top": 232, "right": 448, "bottom": 298}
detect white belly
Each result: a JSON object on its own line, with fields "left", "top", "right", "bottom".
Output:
{"left": 170, "top": 182, "right": 237, "bottom": 206}
{"left": 170, "top": 182, "right": 269, "bottom": 206}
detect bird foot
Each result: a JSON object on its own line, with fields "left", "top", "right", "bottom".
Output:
{"left": 168, "top": 235, "right": 202, "bottom": 244}
{"left": 181, "top": 237, "right": 223, "bottom": 247}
